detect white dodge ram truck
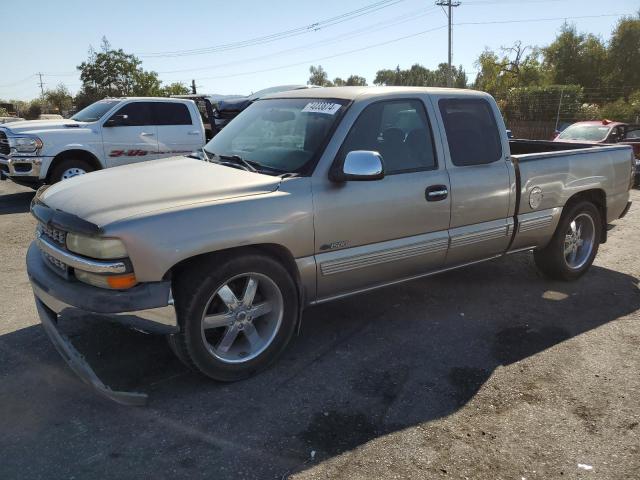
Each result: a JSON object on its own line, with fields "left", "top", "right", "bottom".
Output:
{"left": 0, "top": 97, "right": 205, "bottom": 186}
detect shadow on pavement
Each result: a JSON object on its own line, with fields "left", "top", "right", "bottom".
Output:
{"left": 0, "top": 254, "right": 638, "bottom": 479}
{"left": 0, "top": 191, "right": 34, "bottom": 215}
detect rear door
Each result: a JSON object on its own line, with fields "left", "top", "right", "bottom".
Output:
{"left": 153, "top": 102, "right": 204, "bottom": 157}
{"left": 313, "top": 98, "right": 451, "bottom": 300}
{"left": 102, "top": 101, "right": 159, "bottom": 167}
{"left": 434, "top": 97, "right": 513, "bottom": 266}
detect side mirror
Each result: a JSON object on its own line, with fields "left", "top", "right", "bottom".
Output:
{"left": 331, "top": 150, "right": 384, "bottom": 182}
{"left": 104, "top": 114, "right": 128, "bottom": 127}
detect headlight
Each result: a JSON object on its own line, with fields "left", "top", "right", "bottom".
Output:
{"left": 66, "top": 233, "right": 128, "bottom": 259}
{"left": 11, "top": 135, "right": 43, "bottom": 153}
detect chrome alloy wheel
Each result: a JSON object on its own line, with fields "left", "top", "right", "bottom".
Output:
{"left": 61, "top": 167, "right": 87, "bottom": 179}
{"left": 200, "top": 273, "right": 284, "bottom": 364}
{"left": 563, "top": 213, "right": 595, "bottom": 270}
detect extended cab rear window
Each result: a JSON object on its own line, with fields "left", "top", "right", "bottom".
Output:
{"left": 153, "top": 102, "right": 192, "bottom": 126}
{"left": 438, "top": 98, "right": 502, "bottom": 166}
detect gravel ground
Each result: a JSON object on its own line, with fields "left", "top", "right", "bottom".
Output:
{"left": 0, "top": 179, "right": 638, "bottom": 480}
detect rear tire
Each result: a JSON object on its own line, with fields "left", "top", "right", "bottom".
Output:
{"left": 49, "top": 158, "right": 93, "bottom": 183}
{"left": 169, "top": 253, "right": 299, "bottom": 382}
{"left": 534, "top": 201, "right": 602, "bottom": 281}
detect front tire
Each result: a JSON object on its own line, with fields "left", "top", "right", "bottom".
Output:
{"left": 534, "top": 201, "right": 602, "bottom": 281}
{"left": 49, "top": 158, "right": 93, "bottom": 183}
{"left": 169, "top": 253, "right": 299, "bottom": 381}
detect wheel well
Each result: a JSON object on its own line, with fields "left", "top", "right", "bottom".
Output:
{"left": 564, "top": 188, "right": 607, "bottom": 243}
{"left": 47, "top": 150, "right": 102, "bottom": 182}
{"left": 167, "top": 244, "right": 304, "bottom": 305}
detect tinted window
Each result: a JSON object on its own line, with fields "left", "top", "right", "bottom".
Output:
{"left": 109, "top": 102, "right": 153, "bottom": 126}
{"left": 339, "top": 100, "right": 437, "bottom": 174}
{"left": 625, "top": 128, "right": 640, "bottom": 140}
{"left": 153, "top": 102, "right": 192, "bottom": 125}
{"left": 438, "top": 98, "right": 502, "bottom": 166}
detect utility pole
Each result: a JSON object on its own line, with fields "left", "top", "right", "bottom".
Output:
{"left": 191, "top": 79, "right": 197, "bottom": 95}
{"left": 37, "top": 72, "right": 46, "bottom": 113}
{"left": 435, "top": 0, "right": 460, "bottom": 87}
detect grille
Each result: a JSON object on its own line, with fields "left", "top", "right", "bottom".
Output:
{"left": 0, "top": 130, "right": 9, "bottom": 155}
{"left": 39, "top": 222, "right": 66, "bottom": 246}
{"left": 42, "top": 250, "right": 68, "bottom": 272}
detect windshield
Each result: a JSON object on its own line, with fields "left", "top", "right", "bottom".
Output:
{"left": 204, "top": 98, "right": 347, "bottom": 173}
{"left": 558, "top": 124, "right": 611, "bottom": 142}
{"left": 71, "top": 100, "right": 120, "bottom": 122}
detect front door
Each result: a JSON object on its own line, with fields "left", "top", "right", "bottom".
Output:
{"left": 313, "top": 98, "right": 451, "bottom": 300}
{"left": 153, "top": 102, "right": 204, "bottom": 157}
{"left": 101, "top": 101, "right": 159, "bottom": 167}
{"left": 434, "top": 97, "right": 513, "bottom": 266}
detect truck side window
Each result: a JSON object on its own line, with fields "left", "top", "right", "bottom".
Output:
{"left": 339, "top": 99, "right": 437, "bottom": 174}
{"left": 153, "top": 103, "right": 192, "bottom": 126}
{"left": 625, "top": 127, "right": 640, "bottom": 140}
{"left": 109, "top": 102, "right": 153, "bottom": 126}
{"left": 438, "top": 98, "right": 502, "bottom": 166}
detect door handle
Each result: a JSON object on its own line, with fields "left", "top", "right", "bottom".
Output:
{"left": 140, "top": 132, "right": 155, "bottom": 137}
{"left": 425, "top": 185, "right": 448, "bottom": 202}
{"left": 187, "top": 130, "right": 200, "bottom": 135}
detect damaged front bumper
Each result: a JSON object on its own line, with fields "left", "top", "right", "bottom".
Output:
{"left": 27, "top": 242, "right": 178, "bottom": 405}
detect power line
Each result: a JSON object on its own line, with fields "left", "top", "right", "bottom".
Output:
{"left": 186, "top": 12, "right": 632, "bottom": 83}
{"left": 0, "top": 74, "right": 36, "bottom": 88}
{"left": 138, "top": 0, "right": 406, "bottom": 58}
{"left": 456, "top": 13, "right": 629, "bottom": 26}
{"left": 190, "top": 25, "right": 449, "bottom": 82}
{"left": 156, "top": 6, "right": 439, "bottom": 76}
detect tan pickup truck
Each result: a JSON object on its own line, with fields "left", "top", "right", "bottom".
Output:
{"left": 27, "top": 87, "right": 634, "bottom": 404}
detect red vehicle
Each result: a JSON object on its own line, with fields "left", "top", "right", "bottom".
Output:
{"left": 554, "top": 120, "right": 640, "bottom": 160}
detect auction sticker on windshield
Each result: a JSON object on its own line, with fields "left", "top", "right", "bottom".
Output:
{"left": 301, "top": 102, "right": 342, "bottom": 115}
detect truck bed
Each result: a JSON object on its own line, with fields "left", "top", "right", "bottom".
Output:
{"left": 506, "top": 140, "right": 634, "bottom": 252}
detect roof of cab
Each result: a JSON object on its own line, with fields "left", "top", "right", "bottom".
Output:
{"left": 260, "top": 86, "right": 491, "bottom": 102}
{"left": 105, "top": 96, "right": 194, "bottom": 103}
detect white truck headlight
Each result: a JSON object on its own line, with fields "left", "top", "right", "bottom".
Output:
{"left": 11, "top": 135, "right": 43, "bottom": 153}
{"left": 66, "top": 233, "right": 128, "bottom": 259}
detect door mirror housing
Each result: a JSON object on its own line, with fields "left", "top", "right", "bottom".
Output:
{"left": 331, "top": 150, "right": 385, "bottom": 182}
{"left": 104, "top": 114, "right": 128, "bottom": 127}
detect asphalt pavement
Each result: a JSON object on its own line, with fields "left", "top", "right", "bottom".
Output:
{"left": 0, "top": 179, "right": 638, "bottom": 479}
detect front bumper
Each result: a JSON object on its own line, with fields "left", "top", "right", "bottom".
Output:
{"left": 27, "top": 242, "right": 178, "bottom": 405}
{"left": 0, "top": 154, "right": 46, "bottom": 180}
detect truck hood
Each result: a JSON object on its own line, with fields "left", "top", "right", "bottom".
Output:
{"left": 39, "top": 157, "right": 282, "bottom": 227}
{"left": 2, "top": 119, "right": 85, "bottom": 134}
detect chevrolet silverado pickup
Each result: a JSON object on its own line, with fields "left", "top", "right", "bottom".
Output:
{"left": 0, "top": 97, "right": 205, "bottom": 186}
{"left": 26, "top": 86, "right": 634, "bottom": 404}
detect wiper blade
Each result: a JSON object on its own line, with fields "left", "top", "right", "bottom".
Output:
{"left": 216, "top": 154, "right": 257, "bottom": 172}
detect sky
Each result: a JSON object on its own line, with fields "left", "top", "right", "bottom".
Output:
{"left": 1, "top": 0, "right": 638, "bottom": 101}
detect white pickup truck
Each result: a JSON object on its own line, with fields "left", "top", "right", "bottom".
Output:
{"left": 0, "top": 97, "right": 205, "bottom": 186}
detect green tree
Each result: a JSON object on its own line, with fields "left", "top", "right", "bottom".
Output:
{"left": 44, "top": 84, "right": 73, "bottom": 114}
{"left": 26, "top": 101, "right": 42, "bottom": 120}
{"left": 474, "top": 43, "right": 545, "bottom": 98}
{"left": 345, "top": 75, "right": 367, "bottom": 86}
{"left": 308, "top": 65, "right": 333, "bottom": 86}
{"left": 607, "top": 14, "right": 640, "bottom": 99}
{"left": 374, "top": 63, "right": 466, "bottom": 87}
{"left": 75, "top": 37, "right": 162, "bottom": 108}
{"left": 0, "top": 107, "right": 8, "bottom": 117}
{"left": 334, "top": 75, "right": 368, "bottom": 86}
{"left": 161, "top": 82, "right": 190, "bottom": 96}
{"left": 543, "top": 23, "right": 607, "bottom": 101}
